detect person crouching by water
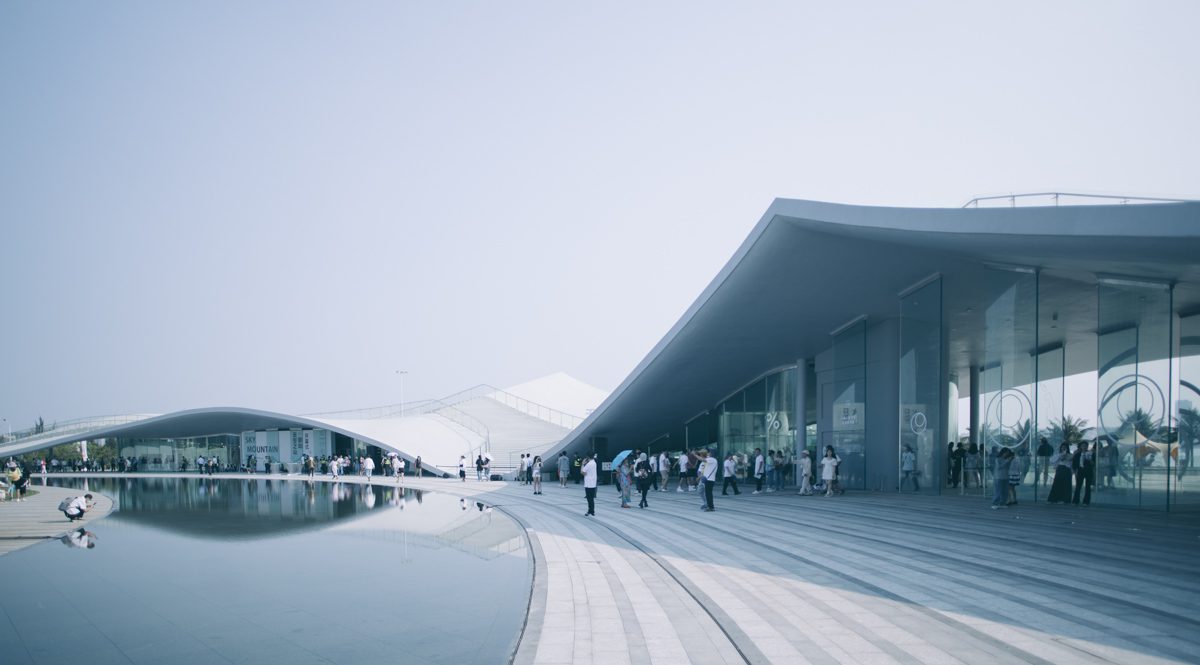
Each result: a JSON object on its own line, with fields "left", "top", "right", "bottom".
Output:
{"left": 63, "top": 494, "right": 94, "bottom": 521}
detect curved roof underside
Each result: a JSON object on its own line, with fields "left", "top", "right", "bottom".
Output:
{"left": 554, "top": 198, "right": 1200, "bottom": 455}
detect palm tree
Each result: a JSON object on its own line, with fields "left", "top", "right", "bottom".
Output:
{"left": 1047, "top": 416, "right": 1089, "bottom": 448}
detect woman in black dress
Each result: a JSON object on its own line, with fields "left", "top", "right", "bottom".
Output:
{"left": 1046, "top": 443, "right": 1074, "bottom": 504}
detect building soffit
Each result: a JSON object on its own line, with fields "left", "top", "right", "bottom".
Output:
{"left": 556, "top": 199, "right": 1200, "bottom": 455}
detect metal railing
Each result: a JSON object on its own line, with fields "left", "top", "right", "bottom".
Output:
{"left": 0, "top": 414, "right": 157, "bottom": 447}
{"left": 962, "top": 192, "right": 1194, "bottom": 208}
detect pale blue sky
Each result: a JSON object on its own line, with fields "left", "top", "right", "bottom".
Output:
{"left": 2, "top": 1, "right": 1198, "bottom": 425}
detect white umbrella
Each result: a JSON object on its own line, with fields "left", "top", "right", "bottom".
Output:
{"left": 387, "top": 452, "right": 398, "bottom": 457}
{"left": 483, "top": 452, "right": 494, "bottom": 461}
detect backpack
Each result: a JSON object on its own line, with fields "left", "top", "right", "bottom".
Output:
{"left": 58, "top": 496, "right": 76, "bottom": 512}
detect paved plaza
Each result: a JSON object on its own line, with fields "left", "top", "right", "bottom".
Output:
{"left": 2, "top": 473, "right": 1197, "bottom": 665}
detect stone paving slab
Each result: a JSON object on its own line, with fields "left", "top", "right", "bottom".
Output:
{"left": 11, "top": 472, "right": 1199, "bottom": 664}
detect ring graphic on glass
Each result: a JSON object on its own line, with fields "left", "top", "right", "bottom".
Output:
{"left": 1098, "top": 374, "right": 1166, "bottom": 441}
{"left": 909, "top": 411, "right": 927, "bottom": 435}
{"left": 984, "top": 389, "right": 1032, "bottom": 448}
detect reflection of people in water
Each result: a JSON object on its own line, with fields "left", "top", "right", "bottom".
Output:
{"left": 460, "top": 498, "right": 468, "bottom": 511}
{"left": 60, "top": 527, "right": 97, "bottom": 549}
{"left": 362, "top": 486, "right": 377, "bottom": 509}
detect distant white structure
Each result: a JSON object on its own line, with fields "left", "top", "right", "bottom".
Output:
{"left": 0, "top": 373, "right": 608, "bottom": 478}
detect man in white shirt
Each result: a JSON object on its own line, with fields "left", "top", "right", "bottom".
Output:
{"left": 658, "top": 452, "right": 671, "bottom": 491}
{"left": 753, "top": 448, "right": 766, "bottom": 494}
{"left": 722, "top": 454, "right": 741, "bottom": 495}
{"left": 63, "top": 493, "right": 94, "bottom": 522}
{"left": 649, "top": 453, "right": 660, "bottom": 492}
{"left": 582, "top": 455, "right": 598, "bottom": 516}
{"left": 676, "top": 452, "right": 690, "bottom": 492}
{"left": 363, "top": 455, "right": 375, "bottom": 482}
{"left": 700, "top": 450, "right": 719, "bottom": 511}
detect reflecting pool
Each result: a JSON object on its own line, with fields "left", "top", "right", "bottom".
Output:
{"left": 1, "top": 478, "right": 529, "bottom": 665}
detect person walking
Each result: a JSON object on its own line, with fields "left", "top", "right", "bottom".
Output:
{"left": 415, "top": 456, "right": 422, "bottom": 478}
{"left": 820, "top": 447, "right": 840, "bottom": 497}
{"left": 752, "top": 448, "right": 765, "bottom": 494}
{"left": 676, "top": 452, "right": 690, "bottom": 492}
{"left": 532, "top": 456, "right": 543, "bottom": 495}
{"left": 525, "top": 454, "right": 535, "bottom": 485}
{"left": 773, "top": 450, "right": 787, "bottom": 491}
{"left": 363, "top": 455, "right": 375, "bottom": 483}
{"left": 1036, "top": 437, "right": 1054, "bottom": 486}
{"left": 1073, "top": 441, "right": 1095, "bottom": 506}
{"left": 1006, "top": 449, "right": 1023, "bottom": 505}
{"left": 648, "top": 452, "right": 659, "bottom": 492}
{"left": 721, "top": 454, "right": 741, "bottom": 495}
{"left": 700, "top": 449, "right": 718, "bottom": 511}
{"left": 901, "top": 445, "right": 920, "bottom": 491}
{"left": 991, "top": 448, "right": 1013, "bottom": 509}
{"left": 476, "top": 455, "right": 485, "bottom": 482}
{"left": 6, "top": 461, "right": 29, "bottom": 502}
{"left": 617, "top": 459, "right": 632, "bottom": 508}
{"left": 1047, "top": 443, "right": 1073, "bottom": 503}
{"left": 635, "top": 453, "right": 652, "bottom": 508}
{"left": 797, "top": 450, "right": 813, "bottom": 495}
{"left": 558, "top": 452, "right": 570, "bottom": 487}
{"left": 950, "top": 441, "right": 965, "bottom": 489}
{"left": 658, "top": 451, "right": 671, "bottom": 491}
{"left": 582, "top": 455, "right": 597, "bottom": 516}
{"left": 458, "top": 455, "right": 467, "bottom": 482}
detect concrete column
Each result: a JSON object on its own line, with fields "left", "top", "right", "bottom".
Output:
{"left": 795, "top": 358, "right": 809, "bottom": 483}
{"left": 969, "top": 365, "right": 980, "bottom": 445}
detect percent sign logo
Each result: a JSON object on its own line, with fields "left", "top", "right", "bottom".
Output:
{"left": 765, "top": 412, "right": 784, "bottom": 431}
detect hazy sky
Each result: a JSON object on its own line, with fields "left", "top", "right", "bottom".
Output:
{"left": 2, "top": 1, "right": 1198, "bottom": 426}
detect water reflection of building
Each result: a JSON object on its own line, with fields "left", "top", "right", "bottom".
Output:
{"left": 69, "top": 477, "right": 431, "bottom": 539}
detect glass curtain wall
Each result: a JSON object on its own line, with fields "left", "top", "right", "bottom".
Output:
{"left": 829, "top": 321, "right": 867, "bottom": 490}
{"left": 1096, "top": 280, "right": 1173, "bottom": 509}
{"left": 978, "top": 269, "right": 1038, "bottom": 503}
{"left": 899, "top": 278, "right": 941, "bottom": 494}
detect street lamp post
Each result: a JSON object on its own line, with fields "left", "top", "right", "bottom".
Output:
{"left": 395, "top": 370, "right": 408, "bottom": 417}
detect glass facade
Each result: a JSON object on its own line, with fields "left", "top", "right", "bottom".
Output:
{"left": 652, "top": 265, "right": 1199, "bottom": 512}
{"left": 714, "top": 368, "right": 798, "bottom": 483}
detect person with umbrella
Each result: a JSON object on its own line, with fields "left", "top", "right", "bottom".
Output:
{"left": 617, "top": 457, "right": 632, "bottom": 508}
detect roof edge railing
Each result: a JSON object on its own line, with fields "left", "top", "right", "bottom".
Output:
{"left": 962, "top": 192, "right": 1195, "bottom": 209}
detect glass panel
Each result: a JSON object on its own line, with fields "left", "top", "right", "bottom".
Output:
{"left": 1176, "top": 312, "right": 1200, "bottom": 506}
{"left": 899, "top": 278, "right": 941, "bottom": 494}
{"left": 831, "top": 320, "right": 866, "bottom": 490}
{"left": 1097, "top": 281, "right": 1173, "bottom": 509}
{"left": 977, "top": 270, "right": 1038, "bottom": 505}
{"left": 766, "top": 368, "right": 797, "bottom": 487}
